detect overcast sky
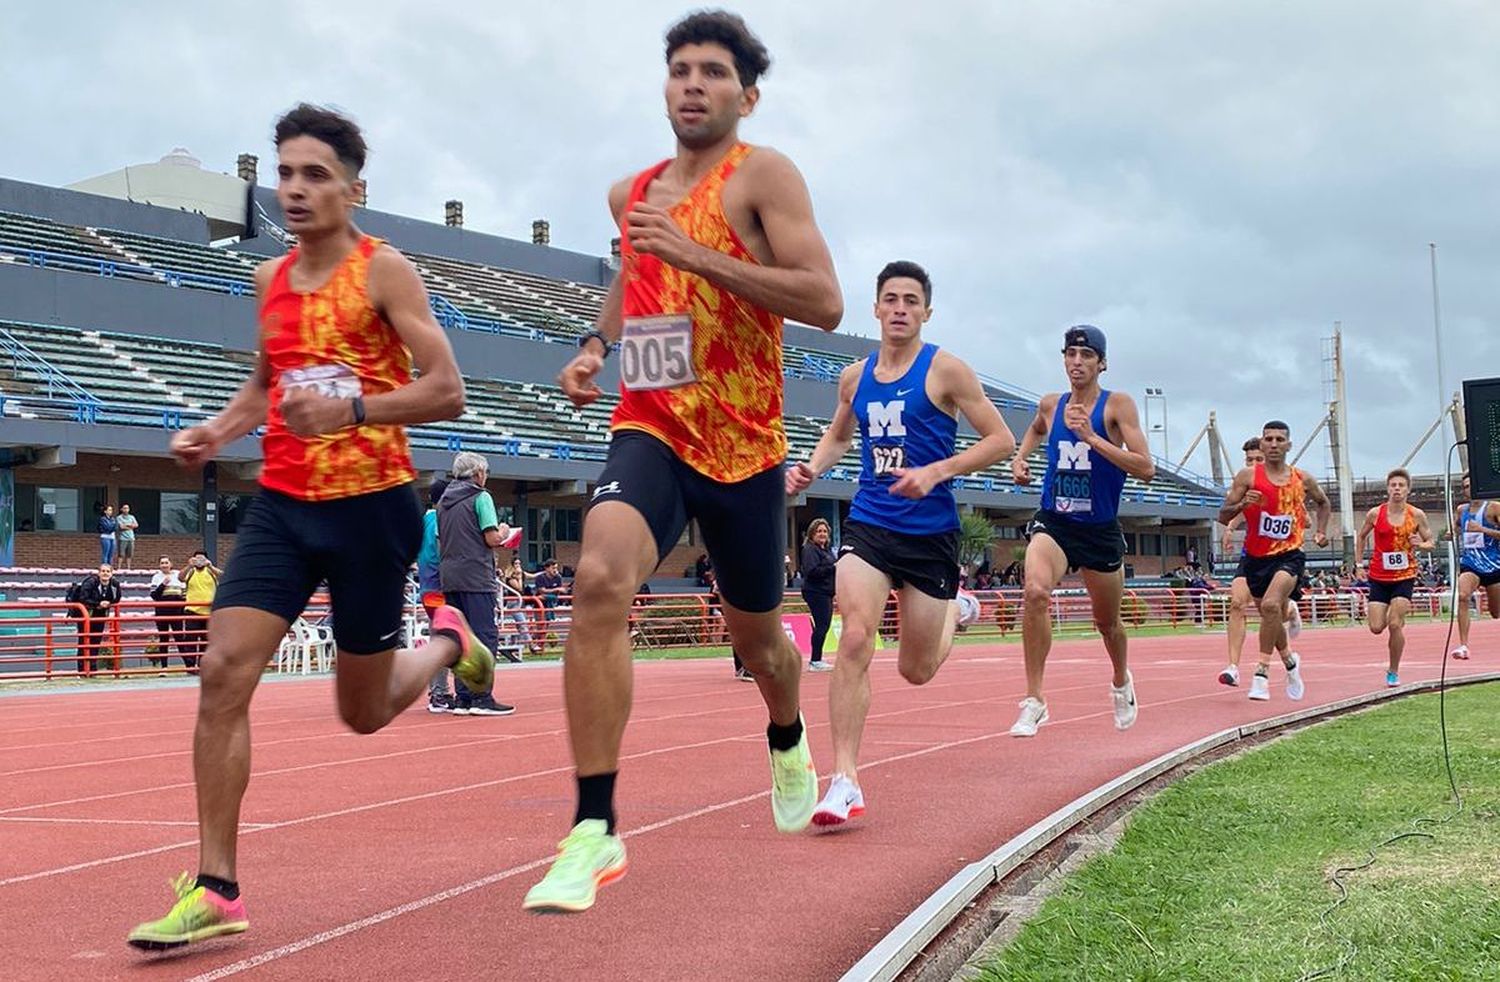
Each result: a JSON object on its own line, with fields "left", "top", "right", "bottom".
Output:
{"left": 4, "top": 1, "right": 1496, "bottom": 481}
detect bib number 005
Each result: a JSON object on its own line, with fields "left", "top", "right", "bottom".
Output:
{"left": 620, "top": 315, "right": 696, "bottom": 391}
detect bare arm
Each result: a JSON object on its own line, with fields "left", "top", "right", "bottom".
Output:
{"left": 1010, "top": 394, "right": 1057, "bottom": 485}
{"left": 1217, "top": 467, "right": 1256, "bottom": 526}
{"left": 625, "top": 151, "right": 842, "bottom": 330}
{"left": 361, "top": 247, "right": 466, "bottom": 425}
{"left": 786, "top": 363, "right": 860, "bottom": 494}
{"left": 171, "top": 262, "right": 278, "bottom": 466}
{"left": 561, "top": 180, "right": 630, "bottom": 404}
{"left": 1355, "top": 507, "right": 1378, "bottom": 564}
{"left": 1084, "top": 393, "right": 1155, "bottom": 481}
{"left": 889, "top": 353, "right": 1015, "bottom": 498}
{"left": 1412, "top": 507, "right": 1436, "bottom": 550}
{"left": 1304, "top": 473, "right": 1332, "bottom": 547}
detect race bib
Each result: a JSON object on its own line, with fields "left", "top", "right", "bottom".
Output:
{"left": 620, "top": 315, "right": 696, "bottom": 391}
{"left": 1258, "top": 512, "right": 1294, "bottom": 541}
{"left": 1381, "top": 550, "right": 1410, "bottom": 571}
{"left": 1051, "top": 471, "right": 1092, "bottom": 514}
{"left": 281, "top": 363, "right": 362, "bottom": 399}
{"left": 872, "top": 445, "right": 906, "bottom": 476}
{"left": 1463, "top": 531, "right": 1485, "bottom": 551}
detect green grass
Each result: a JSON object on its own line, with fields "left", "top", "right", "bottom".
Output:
{"left": 976, "top": 682, "right": 1500, "bottom": 982}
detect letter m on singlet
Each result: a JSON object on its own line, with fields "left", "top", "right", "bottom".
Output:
{"left": 867, "top": 400, "right": 907, "bottom": 437}
{"left": 1057, "top": 440, "right": 1092, "bottom": 470}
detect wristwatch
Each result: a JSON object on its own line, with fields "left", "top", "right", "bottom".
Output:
{"left": 351, "top": 395, "right": 366, "bottom": 426}
{"left": 578, "top": 330, "right": 611, "bottom": 360}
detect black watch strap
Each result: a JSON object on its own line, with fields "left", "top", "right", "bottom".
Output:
{"left": 578, "top": 330, "right": 611, "bottom": 359}
{"left": 351, "top": 395, "right": 366, "bottom": 426}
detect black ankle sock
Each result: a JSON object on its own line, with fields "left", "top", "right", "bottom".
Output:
{"left": 767, "top": 716, "right": 804, "bottom": 753}
{"left": 195, "top": 874, "right": 240, "bottom": 901}
{"left": 576, "top": 772, "right": 618, "bottom": 835}
{"left": 432, "top": 628, "right": 463, "bottom": 664}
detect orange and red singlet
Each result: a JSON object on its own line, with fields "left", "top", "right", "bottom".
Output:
{"left": 610, "top": 143, "right": 786, "bottom": 483}
{"left": 1369, "top": 503, "right": 1418, "bottom": 582}
{"left": 258, "top": 235, "right": 415, "bottom": 501}
{"left": 1241, "top": 463, "right": 1309, "bottom": 558}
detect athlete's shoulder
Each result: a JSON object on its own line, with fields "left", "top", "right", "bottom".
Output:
{"left": 607, "top": 175, "right": 634, "bottom": 222}
{"left": 838, "top": 359, "right": 866, "bottom": 394}
{"left": 252, "top": 257, "right": 283, "bottom": 296}
{"left": 737, "top": 146, "right": 808, "bottom": 191}
{"left": 367, "top": 242, "right": 420, "bottom": 286}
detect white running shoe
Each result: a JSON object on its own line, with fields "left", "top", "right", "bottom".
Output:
{"left": 811, "top": 773, "right": 866, "bottom": 828}
{"left": 1009, "top": 697, "right": 1049, "bottom": 737}
{"left": 1218, "top": 664, "right": 1240, "bottom": 687}
{"left": 1287, "top": 604, "right": 1303, "bottom": 640}
{"left": 1111, "top": 671, "right": 1138, "bottom": 730}
{"left": 807, "top": 660, "right": 834, "bottom": 672}
{"left": 1284, "top": 653, "right": 1305, "bottom": 701}
{"left": 1248, "top": 672, "right": 1271, "bottom": 701}
{"left": 955, "top": 590, "right": 981, "bottom": 627}
{"left": 1451, "top": 645, "right": 1470, "bottom": 660}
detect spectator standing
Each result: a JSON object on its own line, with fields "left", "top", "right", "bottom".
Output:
{"left": 149, "top": 555, "right": 188, "bottom": 671}
{"left": 437, "top": 452, "right": 518, "bottom": 716}
{"left": 116, "top": 504, "right": 140, "bottom": 569}
{"left": 419, "top": 475, "right": 454, "bottom": 713}
{"left": 502, "top": 557, "right": 541, "bottom": 654}
{"left": 799, "top": 519, "right": 836, "bottom": 671}
{"left": 76, "top": 563, "right": 122, "bottom": 676}
{"left": 182, "top": 550, "right": 222, "bottom": 673}
{"left": 693, "top": 552, "right": 712, "bottom": 587}
{"left": 98, "top": 505, "right": 118, "bottom": 565}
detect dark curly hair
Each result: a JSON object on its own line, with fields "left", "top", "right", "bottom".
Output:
{"left": 665, "top": 10, "right": 771, "bottom": 88}
{"left": 274, "top": 103, "right": 368, "bottom": 176}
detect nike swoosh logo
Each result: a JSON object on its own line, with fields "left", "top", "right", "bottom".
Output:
{"left": 380, "top": 629, "right": 400, "bottom": 642}
{"left": 896, "top": 388, "right": 913, "bottom": 396}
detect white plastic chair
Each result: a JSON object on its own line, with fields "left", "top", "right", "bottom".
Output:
{"left": 276, "top": 617, "right": 334, "bottom": 674}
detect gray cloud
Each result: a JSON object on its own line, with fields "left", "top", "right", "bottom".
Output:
{"left": 3, "top": 0, "right": 1495, "bottom": 480}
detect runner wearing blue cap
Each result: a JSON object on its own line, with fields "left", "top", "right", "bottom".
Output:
{"left": 1008, "top": 325, "right": 1156, "bottom": 736}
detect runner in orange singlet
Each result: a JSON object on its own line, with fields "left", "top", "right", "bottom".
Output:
{"left": 527, "top": 11, "right": 842, "bottom": 913}
{"left": 1218, "top": 420, "right": 1332, "bottom": 701}
{"left": 1218, "top": 435, "right": 1300, "bottom": 686}
{"left": 1356, "top": 467, "right": 1435, "bottom": 686}
{"left": 128, "top": 105, "right": 495, "bottom": 952}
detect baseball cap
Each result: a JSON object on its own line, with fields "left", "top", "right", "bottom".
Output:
{"left": 1062, "top": 324, "right": 1106, "bottom": 358}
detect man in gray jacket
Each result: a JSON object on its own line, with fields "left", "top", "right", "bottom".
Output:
{"left": 439, "top": 451, "right": 520, "bottom": 715}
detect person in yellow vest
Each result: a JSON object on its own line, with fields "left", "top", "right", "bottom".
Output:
{"left": 182, "top": 549, "right": 222, "bottom": 673}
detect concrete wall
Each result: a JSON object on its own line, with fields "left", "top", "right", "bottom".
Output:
{"left": 0, "top": 177, "right": 211, "bottom": 242}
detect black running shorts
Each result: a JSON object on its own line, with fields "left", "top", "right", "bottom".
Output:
{"left": 1460, "top": 566, "right": 1500, "bottom": 589}
{"left": 592, "top": 430, "right": 786, "bottom": 613}
{"left": 1241, "top": 550, "right": 1307, "bottom": 601}
{"left": 1367, "top": 578, "right": 1415, "bottom": 606}
{"left": 213, "top": 483, "right": 422, "bottom": 654}
{"left": 1026, "top": 510, "right": 1126, "bottom": 574}
{"left": 838, "top": 519, "right": 960, "bottom": 600}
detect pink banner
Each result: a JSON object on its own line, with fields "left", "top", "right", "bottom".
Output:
{"left": 781, "top": 614, "right": 813, "bottom": 657}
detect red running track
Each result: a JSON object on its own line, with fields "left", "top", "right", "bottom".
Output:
{"left": 0, "top": 619, "right": 1494, "bottom": 981}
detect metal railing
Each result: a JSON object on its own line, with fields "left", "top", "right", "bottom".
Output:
{"left": 5, "top": 587, "right": 1486, "bottom": 682}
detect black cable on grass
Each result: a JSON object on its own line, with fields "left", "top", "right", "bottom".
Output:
{"left": 1292, "top": 442, "right": 1467, "bottom": 982}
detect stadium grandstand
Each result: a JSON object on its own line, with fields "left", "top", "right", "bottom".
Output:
{"left": 0, "top": 148, "right": 1224, "bottom": 584}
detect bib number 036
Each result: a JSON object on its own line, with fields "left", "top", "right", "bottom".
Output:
{"left": 620, "top": 315, "right": 696, "bottom": 391}
{"left": 1258, "top": 513, "right": 1294, "bottom": 540}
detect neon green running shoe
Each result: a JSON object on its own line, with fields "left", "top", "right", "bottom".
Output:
{"left": 432, "top": 605, "right": 495, "bottom": 695}
{"left": 770, "top": 715, "right": 817, "bottom": 833}
{"left": 127, "top": 872, "right": 248, "bottom": 951}
{"left": 522, "top": 819, "right": 628, "bottom": 914}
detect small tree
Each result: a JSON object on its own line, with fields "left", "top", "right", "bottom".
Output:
{"left": 958, "top": 512, "right": 996, "bottom": 571}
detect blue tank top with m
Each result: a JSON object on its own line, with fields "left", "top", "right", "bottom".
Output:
{"left": 1459, "top": 500, "right": 1500, "bottom": 575}
{"left": 1039, "top": 392, "right": 1127, "bottom": 524}
{"left": 847, "top": 343, "right": 959, "bottom": 535}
